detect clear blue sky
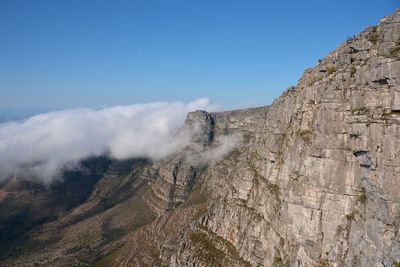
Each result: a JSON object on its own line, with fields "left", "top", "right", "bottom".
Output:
{"left": 0, "top": 0, "right": 397, "bottom": 111}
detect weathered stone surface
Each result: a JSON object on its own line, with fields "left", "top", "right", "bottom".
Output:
{"left": 156, "top": 9, "right": 400, "bottom": 267}
{"left": 391, "top": 91, "right": 400, "bottom": 110}
{"left": 1, "top": 9, "right": 400, "bottom": 267}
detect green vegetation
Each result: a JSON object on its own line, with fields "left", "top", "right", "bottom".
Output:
{"left": 183, "top": 184, "right": 209, "bottom": 207}
{"left": 190, "top": 231, "right": 222, "bottom": 265}
{"left": 326, "top": 66, "right": 336, "bottom": 75}
{"left": 273, "top": 253, "right": 289, "bottom": 267}
{"left": 123, "top": 192, "right": 157, "bottom": 231}
{"left": 94, "top": 243, "right": 148, "bottom": 267}
{"left": 267, "top": 182, "right": 280, "bottom": 197}
{"left": 14, "top": 239, "right": 41, "bottom": 255}
{"left": 367, "top": 32, "right": 380, "bottom": 44}
{"left": 76, "top": 232, "right": 101, "bottom": 249}
{"left": 317, "top": 258, "right": 329, "bottom": 267}
{"left": 350, "top": 66, "right": 357, "bottom": 77}
{"left": 345, "top": 212, "right": 355, "bottom": 221}
{"left": 390, "top": 45, "right": 400, "bottom": 57}
{"left": 351, "top": 106, "right": 370, "bottom": 115}
{"left": 307, "top": 99, "right": 316, "bottom": 105}
{"left": 190, "top": 227, "right": 252, "bottom": 267}
{"left": 308, "top": 75, "right": 323, "bottom": 86}
{"left": 382, "top": 109, "right": 391, "bottom": 117}
{"left": 389, "top": 37, "right": 400, "bottom": 57}
{"left": 357, "top": 192, "right": 367, "bottom": 204}
{"left": 297, "top": 129, "right": 314, "bottom": 143}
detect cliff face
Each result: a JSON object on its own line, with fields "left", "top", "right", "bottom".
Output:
{"left": 1, "top": 9, "right": 400, "bottom": 267}
{"left": 127, "top": 10, "right": 400, "bottom": 266}
{"left": 183, "top": 11, "right": 400, "bottom": 266}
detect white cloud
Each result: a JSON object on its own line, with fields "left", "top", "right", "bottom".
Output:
{"left": 0, "top": 98, "right": 218, "bottom": 183}
{"left": 185, "top": 133, "right": 243, "bottom": 167}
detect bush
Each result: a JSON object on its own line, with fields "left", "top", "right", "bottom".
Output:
{"left": 326, "top": 66, "right": 336, "bottom": 75}
{"left": 389, "top": 37, "right": 400, "bottom": 57}
{"left": 367, "top": 33, "right": 379, "bottom": 44}
{"left": 350, "top": 66, "right": 357, "bottom": 77}
{"left": 357, "top": 192, "right": 367, "bottom": 204}
{"left": 351, "top": 107, "right": 369, "bottom": 115}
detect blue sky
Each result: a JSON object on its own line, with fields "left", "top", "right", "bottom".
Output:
{"left": 0, "top": 0, "right": 397, "bottom": 111}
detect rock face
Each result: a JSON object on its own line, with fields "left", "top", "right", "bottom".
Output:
{"left": 1, "top": 9, "right": 400, "bottom": 267}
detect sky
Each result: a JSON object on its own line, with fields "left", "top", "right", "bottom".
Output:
{"left": 0, "top": 0, "right": 398, "bottom": 112}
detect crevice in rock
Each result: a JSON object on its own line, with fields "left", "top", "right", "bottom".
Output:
{"left": 372, "top": 78, "right": 389, "bottom": 85}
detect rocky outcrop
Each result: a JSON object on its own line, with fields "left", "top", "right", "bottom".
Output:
{"left": 151, "top": 9, "right": 400, "bottom": 267}
{"left": 1, "top": 9, "right": 400, "bottom": 267}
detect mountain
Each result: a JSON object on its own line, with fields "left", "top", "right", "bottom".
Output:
{"left": 1, "top": 9, "right": 400, "bottom": 267}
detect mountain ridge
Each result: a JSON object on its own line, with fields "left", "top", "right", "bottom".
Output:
{"left": 1, "top": 9, "right": 400, "bottom": 266}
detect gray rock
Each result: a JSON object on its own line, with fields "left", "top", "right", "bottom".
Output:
{"left": 3, "top": 8, "right": 400, "bottom": 267}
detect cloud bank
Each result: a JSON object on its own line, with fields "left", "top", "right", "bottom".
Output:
{"left": 186, "top": 133, "right": 243, "bottom": 167}
{"left": 0, "top": 98, "right": 220, "bottom": 183}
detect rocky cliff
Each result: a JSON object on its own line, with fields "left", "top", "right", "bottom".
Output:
{"left": 1, "top": 9, "right": 400, "bottom": 267}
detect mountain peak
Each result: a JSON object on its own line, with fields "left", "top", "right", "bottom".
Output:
{"left": 1, "top": 9, "right": 400, "bottom": 267}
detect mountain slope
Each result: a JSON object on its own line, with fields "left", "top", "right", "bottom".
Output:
{"left": 1, "top": 9, "right": 400, "bottom": 267}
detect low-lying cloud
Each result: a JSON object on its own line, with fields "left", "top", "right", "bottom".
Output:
{"left": 186, "top": 133, "right": 243, "bottom": 167}
{"left": 0, "top": 98, "right": 226, "bottom": 183}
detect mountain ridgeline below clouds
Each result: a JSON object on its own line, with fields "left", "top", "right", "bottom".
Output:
{"left": 1, "top": 9, "right": 400, "bottom": 267}
{"left": 0, "top": 98, "right": 219, "bottom": 183}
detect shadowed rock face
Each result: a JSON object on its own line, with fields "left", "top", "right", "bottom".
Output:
{"left": 1, "top": 9, "right": 400, "bottom": 267}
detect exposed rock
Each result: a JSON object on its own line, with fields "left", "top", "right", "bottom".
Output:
{"left": 1, "top": 9, "right": 400, "bottom": 267}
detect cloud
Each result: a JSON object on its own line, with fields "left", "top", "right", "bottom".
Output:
{"left": 0, "top": 98, "right": 219, "bottom": 183}
{"left": 185, "top": 133, "right": 243, "bottom": 167}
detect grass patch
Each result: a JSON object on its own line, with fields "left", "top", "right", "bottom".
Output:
{"left": 297, "top": 129, "right": 314, "bottom": 143}
{"left": 273, "top": 252, "right": 288, "bottom": 267}
{"left": 367, "top": 32, "right": 380, "bottom": 44}
{"left": 190, "top": 231, "right": 222, "bottom": 265}
{"left": 357, "top": 192, "right": 367, "bottom": 205}
{"left": 183, "top": 184, "right": 209, "bottom": 207}
{"left": 390, "top": 37, "right": 400, "bottom": 57}
{"left": 317, "top": 258, "right": 329, "bottom": 267}
{"left": 345, "top": 212, "right": 355, "bottom": 221}
{"left": 390, "top": 46, "right": 400, "bottom": 57}
{"left": 190, "top": 227, "right": 252, "bottom": 267}
{"left": 308, "top": 75, "right": 323, "bottom": 86}
{"left": 14, "top": 239, "right": 41, "bottom": 255}
{"left": 350, "top": 66, "right": 357, "bottom": 77}
{"left": 326, "top": 66, "right": 336, "bottom": 75}
{"left": 351, "top": 107, "right": 370, "bottom": 115}
{"left": 267, "top": 183, "right": 280, "bottom": 197}
{"left": 382, "top": 109, "right": 391, "bottom": 117}
{"left": 94, "top": 243, "right": 133, "bottom": 267}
